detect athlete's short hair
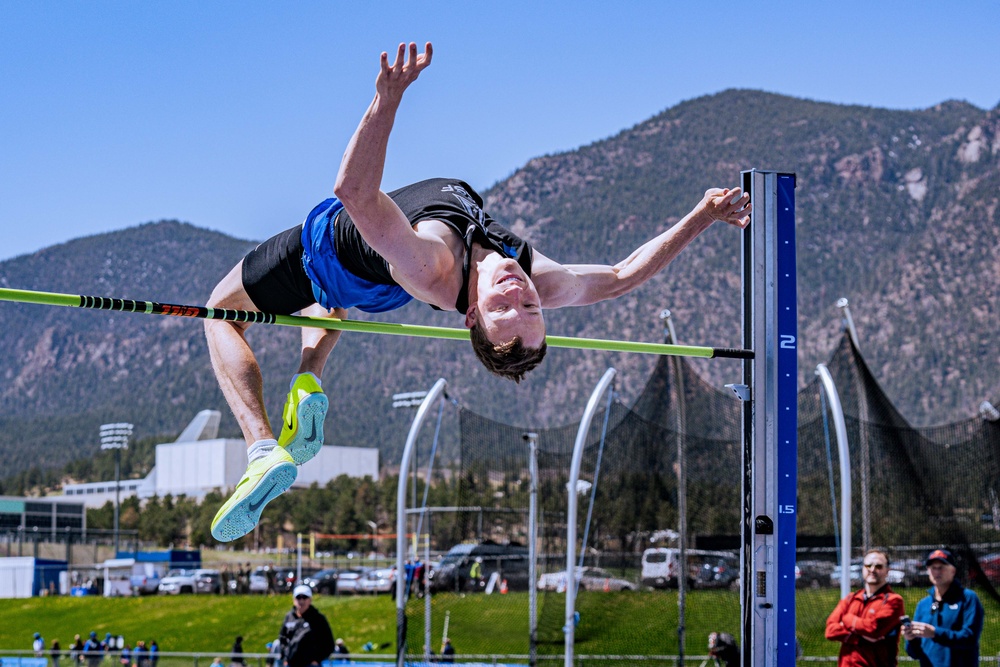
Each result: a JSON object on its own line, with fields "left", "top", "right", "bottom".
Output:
{"left": 469, "top": 322, "right": 547, "bottom": 383}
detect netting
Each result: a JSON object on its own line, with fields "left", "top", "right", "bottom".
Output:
{"left": 401, "top": 332, "right": 1000, "bottom": 662}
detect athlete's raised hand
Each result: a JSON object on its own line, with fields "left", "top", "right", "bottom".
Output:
{"left": 377, "top": 42, "right": 433, "bottom": 102}
{"left": 700, "top": 187, "right": 752, "bottom": 229}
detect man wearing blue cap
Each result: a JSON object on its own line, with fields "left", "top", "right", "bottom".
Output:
{"left": 82, "top": 633, "right": 102, "bottom": 667}
{"left": 32, "top": 633, "right": 45, "bottom": 658}
{"left": 903, "top": 549, "right": 984, "bottom": 667}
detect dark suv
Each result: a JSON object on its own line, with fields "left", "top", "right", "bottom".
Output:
{"left": 696, "top": 555, "right": 740, "bottom": 589}
{"left": 303, "top": 568, "right": 339, "bottom": 595}
{"left": 429, "top": 541, "right": 530, "bottom": 593}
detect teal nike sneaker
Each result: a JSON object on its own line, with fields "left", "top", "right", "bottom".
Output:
{"left": 278, "top": 373, "right": 328, "bottom": 465}
{"left": 211, "top": 447, "right": 297, "bottom": 542}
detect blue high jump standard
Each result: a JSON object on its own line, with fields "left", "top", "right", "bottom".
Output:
{"left": 740, "top": 170, "right": 797, "bottom": 667}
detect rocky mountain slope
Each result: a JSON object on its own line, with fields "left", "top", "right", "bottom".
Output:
{"left": 1, "top": 89, "right": 997, "bottom": 478}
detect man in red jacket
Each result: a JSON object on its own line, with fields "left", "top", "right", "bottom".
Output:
{"left": 826, "top": 549, "right": 906, "bottom": 666}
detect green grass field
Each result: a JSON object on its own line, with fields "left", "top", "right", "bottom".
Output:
{"left": 2, "top": 588, "right": 998, "bottom": 659}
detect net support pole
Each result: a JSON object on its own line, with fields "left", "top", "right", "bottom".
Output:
{"left": 816, "top": 364, "right": 853, "bottom": 599}
{"left": 661, "top": 309, "right": 689, "bottom": 666}
{"left": 526, "top": 431, "right": 540, "bottom": 667}
{"left": 396, "top": 378, "right": 448, "bottom": 667}
{"left": 564, "top": 368, "right": 617, "bottom": 667}
{"left": 740, "top": 170, "right": 797, "bottom": 667}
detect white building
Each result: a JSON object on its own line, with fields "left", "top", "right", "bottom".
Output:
{"left": 62, "top": 410, "right": 379, "bottom": 507}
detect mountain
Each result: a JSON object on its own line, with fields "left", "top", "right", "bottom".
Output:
{"left": 1, "top": 90, "right": 998, "bottom": 479}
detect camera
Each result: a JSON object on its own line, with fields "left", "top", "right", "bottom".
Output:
{"left": 901, "top": 615, "right": 912, "bottom": 627}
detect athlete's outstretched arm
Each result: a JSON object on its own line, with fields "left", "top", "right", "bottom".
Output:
{"left": 532, "top": 187, "right": 751, "bottom": 308}
{"left": 333, "top": 43, "right": 436, "bottom": 277}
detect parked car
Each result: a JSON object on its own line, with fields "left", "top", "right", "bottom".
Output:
{"left": 194, "top": 569, "right": 222, "bottom": 594}
{"left": 696, "top": 555, "right": 740, "bottom": 590}
{"left": 158, "top": 568, "right": 199, "bottom": 594}
{"left": 129, "top": 563, "right": 163, "bottom": 595}
{"left": 268, "top": 568, "right": 299, "bottom": 593}
{"left": 896, "top": 558, "right": 932, "bottom": 587}
{"left": 248, "top": 570, "right": 269, "bottom": 594}
{"left": 796, "top": 560, "right": 836, "bottom": 588}
{"left": 537, "top": 566, "right": 636, "bottom": 592}
{"left": 358, "top": 567, "right": 397, "bottom": 595}
{"left": 830, "top": 561, "right": 905, "bottom": 587}
{"left": 429, "top": 541, "right": 530, "bottom": 593}
{"left": 335, "top": 569, "right": 368, "bottom": 594}
{"left": 303, "top": 568, "right": 340, "bottom": 595}
{"left": 640, "top": 548, "right": 736, "bottom": 589}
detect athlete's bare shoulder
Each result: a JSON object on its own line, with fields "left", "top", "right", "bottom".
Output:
{"left": 387, "top": 218, "right": 463, "bottom": 309}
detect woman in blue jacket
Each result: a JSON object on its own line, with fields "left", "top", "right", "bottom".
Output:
{"left": 903, "top": 549, "right": 984, "bottom": 667}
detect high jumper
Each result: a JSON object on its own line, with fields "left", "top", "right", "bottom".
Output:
{"left": 207, "top": 42, "right": 751, "bottom": 541}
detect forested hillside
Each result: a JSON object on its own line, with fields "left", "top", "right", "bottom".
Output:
{"left": 1, "top": 89, "right": 997, "bottom": 482}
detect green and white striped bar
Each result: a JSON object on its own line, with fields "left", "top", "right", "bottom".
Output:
{"left": 0, "top": 287, "right": 752, "bottom": 359}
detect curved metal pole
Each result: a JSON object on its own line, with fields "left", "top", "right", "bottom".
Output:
{"left": 816, "top": 364, "right": 852, "bottom": 598}
{"left": 565, "top": 368, "right": 616, "bottom": 667}
{"left": 396, "top": 378, "right": 448, "bottom": 667}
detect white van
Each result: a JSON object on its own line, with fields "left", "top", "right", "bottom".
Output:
{"left": 641, "top": 548, "right": 738, "bottom": 589}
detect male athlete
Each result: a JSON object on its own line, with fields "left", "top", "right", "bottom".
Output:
{"left": 208, "top": 42, "right": 752, "bottom": 541}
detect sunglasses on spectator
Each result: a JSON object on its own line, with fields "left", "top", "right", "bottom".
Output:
{"left": 862, "top": 563, "right": 885, "bottom": 570}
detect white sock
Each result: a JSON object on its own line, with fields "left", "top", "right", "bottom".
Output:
{"left": 291, "top": 372, "right": 322, "bottom": 390}
{"left": 248, "top": 439, "right": 278, "bottom": 463}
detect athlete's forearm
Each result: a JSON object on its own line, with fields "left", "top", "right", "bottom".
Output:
{"left": 608, "top": 206, "right": 715, "bottom": 294}
{"left": 335, "top": 43, "right": 432, "bottom": 207}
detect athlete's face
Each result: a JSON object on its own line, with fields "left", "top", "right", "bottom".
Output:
{"left": 466, "top": 255, "right": 546, "bottom": 348}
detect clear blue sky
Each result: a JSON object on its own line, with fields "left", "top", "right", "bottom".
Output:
{"left": 2, "top": 1, "right": 997, "bottom": 262}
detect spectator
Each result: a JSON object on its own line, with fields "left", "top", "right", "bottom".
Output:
{"left": 469, "top": 558, "right": 483, "bottom": 590}
{"left": 51, "top": 639, "right": 62, "bottom": 667}
{"left": 133, "top": 641, "right": 147, "bottom": 667}
{"left": 280, "top": 585, "right": 335, "bottom": 667}
{"left": 83, "top": 632, "right": 102, "bottom": 667}
{"left": 242, "top": 563, "right": 252, "bottom": 594}
{"left": 70, "top": 635, "right": 84, "bottom": 665}
{"left": 210, "top": 659, "right": 224, "bottom": 667}
{"left": 413, "top": 559, "right": 425, "bottom": 597}
{"left": 825, "top": 549, "right": 905, "bottom": 666}
{"left": 264, "top": 641, "right": 281, "bottom": 667}
{"left": 441, "top": 639, "right": 455, "bottom": 664}
{"left": 903, "top": 549, "right": 984, "bottom": 667}
{"left": 119, "top": 645, "right": 130, "bottom": 667}
{"left": 707, "top": 632, "right": 738, "bottom": 667}
{"left": 265, "top": 567, "right": 277, "bottom": 595}
{"left": 33, "top": 633, "right": 45, "bottom": 659}
{"left": 148, "top": 641, "right": 158, "bottom": 667}
{"left": 101, "top": 634, "right": 114, "bottom": 664}
{"left": 332, "top": 639, "right": 349, "bottom": 664}
{"left": 230, "top": 637, "right": 245, "bottom": 667}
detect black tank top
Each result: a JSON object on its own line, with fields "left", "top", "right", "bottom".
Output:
{"left": 333, "top": 178, "right": 533, "bottom": 312}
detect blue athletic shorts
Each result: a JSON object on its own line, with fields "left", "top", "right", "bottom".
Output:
{"left": 300, "top": 198, "right": 414, "bottom": 314}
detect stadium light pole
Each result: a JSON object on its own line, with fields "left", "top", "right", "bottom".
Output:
{"left": 100, "top": 422, "right": 133, "bottom": 555}
{"left": 367, "top": 520, "right": 379, "bottom": 558}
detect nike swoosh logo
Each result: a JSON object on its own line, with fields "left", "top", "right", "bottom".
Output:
{"left": 248, "top": 484, "right": 278, "bottom": 513}
{"left": 304, "top": 416, "right": 318, "bottom": 442}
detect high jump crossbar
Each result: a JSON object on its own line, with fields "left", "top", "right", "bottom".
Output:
{"left": 0, "top": 287, "right": 752, "bottom": 359}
